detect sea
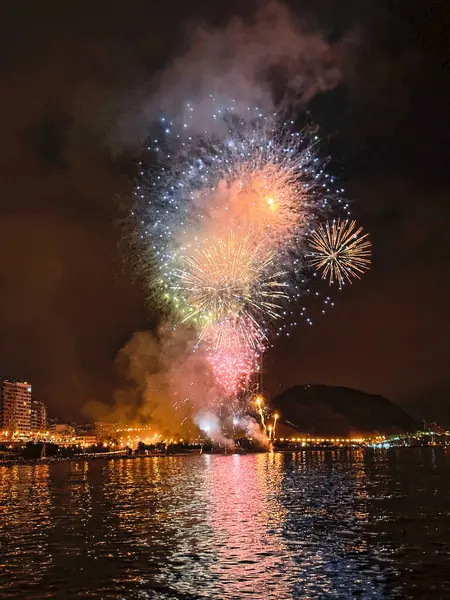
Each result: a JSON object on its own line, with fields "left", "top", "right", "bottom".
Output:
{"left": 0, "top": 449, "right": 449, "bottom": 599}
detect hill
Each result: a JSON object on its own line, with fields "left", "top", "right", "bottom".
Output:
{"left": 271, "top": 385, "right": 418, "bottom": 436}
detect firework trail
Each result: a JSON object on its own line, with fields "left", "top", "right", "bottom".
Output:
{"left": 136, "top": 102, "right": 370, "bottom": 412}
{"left": 273, "top": 413, "right": 279, "bottom": 440}
{"left": 255, "top": 395, "right": 267, "bottom": 434}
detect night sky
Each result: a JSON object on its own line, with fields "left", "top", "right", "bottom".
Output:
{"left": 1, "top": 0, "right": 449, "bottom": 423}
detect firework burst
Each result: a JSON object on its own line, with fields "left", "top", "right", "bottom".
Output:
{"left": 136, "top": 102, "right": 369, "bottom": 402}
{"left": 205, "top": 316, "right": 265, "bottom": 395}
{"left": 308, "top": 219, "right": 372, "bottom": 286}
{"left": 173, "top": 230, "right": 288, "bottom": 340}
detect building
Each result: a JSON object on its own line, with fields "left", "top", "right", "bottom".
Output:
{"left": 0, "top": 377, "right": 32, "bottom": 434}
{"left": 74, "top": 434, "right": 98, "bottom": 447}
{"left": 30, "top": 400, "right": 47, "bottom": 433}
{"left": 45, "top": 424, "right": 75, "bottom": 445}
{"left": 75, "top": 422, "right": 96, "bottom": 436}
{"left": 48, "top": 423, "right": 72, "bottom": 434}
{"left": 95, "top": 422, "right": 118, "bottom": 440}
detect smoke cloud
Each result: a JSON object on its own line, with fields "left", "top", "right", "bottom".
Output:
{"left": 194, "top": 410, "right": 236, "bottom": 448}
{"left": 161, "top": 2, "right": 341, "bottom": 107}
{"left": 83, "top": 326, "right": 222, "bottom": 439}
{"left": 241, "top": 416, "right": 271, "bottom": 448}
{"left": 115, "top": 0, "right": 351, "bottom": 146}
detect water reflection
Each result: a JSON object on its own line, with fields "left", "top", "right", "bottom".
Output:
{"left": 0, "top": 464, "right": 52, "bottom": 595}
{"left": 0, "top": 450, "right": 449, "bottom": 599}
{"left": 363, "top": 448, "right": 450, "bottom": 597}
{"left": 279, "top": 451, "right": 385, "bottom": 598}
{"left": 205, "top": 453, "right": 294, "bottom": 598}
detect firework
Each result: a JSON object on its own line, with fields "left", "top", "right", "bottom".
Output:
{"left": 255, "top": 395, "right": 267, "bottom": 434}
{"left": 173, "top": 230, "right": 288, "bottom": 342}
{"left": 141, "top": 108, "right": 341, "bottom": 304}
{"left": 205, "top": 316, "right": 265, "bottom": 394}
{"left": 136, "top": 102, "right": 368, "bottom": 404}
{"left": 308, "top": 219, "right": 372, "bottom": 286}
{"left": 273, "top": 413, "right": 279, "bottom": 440}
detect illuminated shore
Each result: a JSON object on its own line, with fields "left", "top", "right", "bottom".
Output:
{"left": 1, "top": 429, "right": 449, "bottom": 465}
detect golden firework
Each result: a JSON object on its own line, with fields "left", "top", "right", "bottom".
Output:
{"left": 309, "top": 219, "right": 371, "bottom": 286}
{"left": 173, "top": 231, "right": 288, "bottom": 333}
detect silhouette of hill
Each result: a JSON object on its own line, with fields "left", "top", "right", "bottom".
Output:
{"left": 271, "top": 385, "right": 418, "bottom": 436}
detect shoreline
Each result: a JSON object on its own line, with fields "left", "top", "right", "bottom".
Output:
{"left": 1, "top": 445, "right": 445, "bottom": 467}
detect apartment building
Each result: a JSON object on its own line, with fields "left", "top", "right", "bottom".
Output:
{"left": 0, "top": 377, "right": 32, "bottom": 434}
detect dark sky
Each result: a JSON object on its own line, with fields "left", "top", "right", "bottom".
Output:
{"left": 0, "top": 0, "right": 449, "bottom": 423}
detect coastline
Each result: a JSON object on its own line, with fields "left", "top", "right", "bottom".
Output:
{"left": 1, "top": 445, "right": 445, "bottom": 467}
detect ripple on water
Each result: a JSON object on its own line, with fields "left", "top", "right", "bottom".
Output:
{"left": 0, "top": 449, "right": 449, "bottom": 598}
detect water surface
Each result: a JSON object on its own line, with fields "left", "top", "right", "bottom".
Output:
{"left": 1, "top": 449, "right": 449, "bottom": 598}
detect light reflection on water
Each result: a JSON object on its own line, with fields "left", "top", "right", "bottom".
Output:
{"left": 0, "top": 449, "right": 449, "bottom": 599}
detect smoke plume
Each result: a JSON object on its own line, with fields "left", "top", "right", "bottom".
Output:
{"left": 84, "top": 325, "right": 248, "bottom": 445}
{"left": 115, "top": 0, "right": 350, "bottom": 146}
